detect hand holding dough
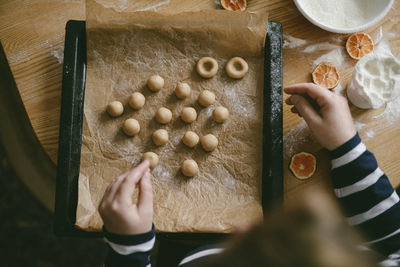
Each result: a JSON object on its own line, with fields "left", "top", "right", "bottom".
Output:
{"left": 156, "top": 107, "right": 172, "bottom": 124}
{"left": 152, "top": 129, "right": 169, "bottom": 146}
{"left": 212, "top": 106, "right": 229, "bottom": 123}
{"left": 198, "top": 90, "right": 216, "bottom": 107}
{"left": 147, "top": 75, "right": 164, "bottom": 92}
{"left": 182, "top": 131, "right": 199, "bottom": 148}
{"left": 181, "top": 159, "right": 199, "bottom": 177}
{"left": 201, "top": 134, "right": 218, "bottom": 151}
{"left": 123, "top": 118, "right": 140, "bottom": 136}
{"left": 142, "top": 152, "right": 159, "bottom": 169}
{"left": 180, "top": 107, "right": 197, "bottom": 123}
{"left": 175, "top": 83, "right": 191, "bottom": 99}
{"left": 107, "top": 101, "right": 124, "bottom": 117}
{"left": 129, "top": 92, "right": 145, "bottom": 110}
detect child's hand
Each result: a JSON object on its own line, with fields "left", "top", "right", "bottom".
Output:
{"left": 98, "top": 160, "right": 153, "bottom": 235}
{"left": 284, "top": 83, "right": 356, "bottom": 151}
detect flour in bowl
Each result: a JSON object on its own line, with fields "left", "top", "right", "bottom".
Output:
{"left": 297, "top": 0, "right": 377, "bottom": 29}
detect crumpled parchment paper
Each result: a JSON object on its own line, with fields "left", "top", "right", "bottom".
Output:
{"left": 75, "top": 0, "right": 268, "bottom": 233}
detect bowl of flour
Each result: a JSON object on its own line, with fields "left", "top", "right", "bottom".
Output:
{"left": 294, "top": 0, "right": 394, "bottom": 33}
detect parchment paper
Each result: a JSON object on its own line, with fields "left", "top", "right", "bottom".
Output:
{"left": 76, "top": 0, "right": 268, "bottom": 232}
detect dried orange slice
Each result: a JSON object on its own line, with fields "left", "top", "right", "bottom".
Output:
{"left": 289, "top": 152, "right": 317, "bottom": 180}
{"left": 346, "top": 32, "right": 374, "bottom": 60}
{"left": 221, "top": 0, "right": 246, "bottom": 11}
{"left": 312, "top": 62, "right": 340, "bottom": 89}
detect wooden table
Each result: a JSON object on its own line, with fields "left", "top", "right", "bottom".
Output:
{"left": 1, "top": 0, "right": 399, "bottom": 211}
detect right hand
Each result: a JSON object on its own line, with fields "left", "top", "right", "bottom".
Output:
{"left": 284, "top": 83, "right": 356, "bottom": 151}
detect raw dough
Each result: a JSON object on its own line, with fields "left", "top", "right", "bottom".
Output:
{"left": 152, "top": 129, "right": 169, "bottom": 146}
{"left": 196, "top": 57, "right": 218, "bottom": 78}
{"left": 198, "top": 90, "right": 216, "bottom": 107}
{"left": 347, "top": 46, "right": 400, "bottom": 109}
{"left": 226, "top": 57, "right": 248, "bottom": 79}
{"left": 201, "top": 134, "right": 218, "bottom": 152}
{"left": 129, "top": 92, "right": 146, "bottom": 110}
{"left": 123, "top": 118, "right": 140, "bottom": 136}
{"left": 180, "top": 107, "right": 197, "bottom": 123}
{"left": 142, "top": 152, "right": 159, "bottom": 169}
{"left": 175, "top": 82, "right": 191, "bottom": 99}
{"left": 107, "top": 101, "right": 124, "bottom": 117}
{"left": 181, "top": 159, "right": 199, "bottom": 177}
{"left": 156, "top": 107, "right": 172, "bottom": 124}
{"left": 147, "top": 75, "right": 164, "bottom": 92}
{"left": 182, "top": 131, "right": 199, "bottom": 148}
{"left": 212, "top": 106, "right": 229, "bottom": 123}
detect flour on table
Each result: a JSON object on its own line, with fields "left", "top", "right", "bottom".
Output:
{"left": 283, "top": 34, "right": 307, "bottom": 49}
{"left": 302, "top": 42, "right": 340, "bottom": 54}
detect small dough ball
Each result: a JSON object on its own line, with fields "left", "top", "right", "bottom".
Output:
{"left": 152, "top": 129, "right": 169, "bottom": 146}
{"left": 212, "top": 106, "right": 229, "bottom": 123}
{"left": 180, "top": 107, "right": 197, "bottom": 123}
{"left": 147, "top": 75, "right": 164, "bottom": 92}
{"left": 175, "top": 82, "right": 191, "bottom": 99}
{"left": 198, "top": 90, "right": 216, "bottom": 107}
{"left": 196, "top": 57, "right": 218, "bottom": 78}
{"left": 142, "top": 152, "right": 159, "bottom": 169}
{"left": 181, "top": 159, "right": 199, "bottom": 177}
{"left": 226, "top": 57, "right": 249, "bottom": 79}
{"left": 129, "top": 92, "right": 145, "bottom": 110}
{"left": 123, "top": 118, "right": 140, "bottom": 136}
{"left": 201, "top": 134, "right": 218, "bottom": 152}
{"left": 155, "top": 107, "right": 172, "bottom": 124}
{"left": 107, "top": 101, "right": 124, "bottom": 117}
{"left": 182, "top": 131, "right": 199, "bottom": 148}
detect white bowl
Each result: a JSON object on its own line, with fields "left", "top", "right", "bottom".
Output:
{"left": 293, "top": 0, "right": 394, "bottom": 34}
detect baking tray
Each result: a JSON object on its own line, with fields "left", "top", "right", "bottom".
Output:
{"left": 54, "top": 20, "right": 283, "bottom": 238}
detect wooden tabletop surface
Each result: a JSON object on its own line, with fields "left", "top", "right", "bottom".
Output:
{"left": 1, "top": 0, "right": 400, "bottom": 206}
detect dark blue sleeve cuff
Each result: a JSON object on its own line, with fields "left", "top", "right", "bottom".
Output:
{"left": 103, "top": 224, "right": 155, "bottom": 246}
{"left": 330, "top": 133, "right": 361, "bottom": 159}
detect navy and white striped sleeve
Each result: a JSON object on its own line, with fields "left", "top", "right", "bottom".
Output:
{"left": 103, "top": 224, "right": 155, "bottom": 267}
{"left": 330, "top": 133, "right": 400, "bottom": 255}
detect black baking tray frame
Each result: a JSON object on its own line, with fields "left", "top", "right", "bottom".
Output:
{"left": 54, "top": 20, "right": 283, "bottom": 239}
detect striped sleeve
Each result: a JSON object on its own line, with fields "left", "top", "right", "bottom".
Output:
{"left": 330, "top": 133, "right": 400, "bottom": 256}
{"left": 103, "top": 224, "right": 155, "bottom": 267}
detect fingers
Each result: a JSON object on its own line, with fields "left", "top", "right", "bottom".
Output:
{"left": 102, "top": 174, "right": 127, "bottom": 205}
{"left": 284, "top": 83, "right": 332, "bottom": 106}
{"left": 288, "top": 95, "right": 322, "bottom": 126}
{"left": 137, "top": 170, "right": 153, "bottom": 215}
{"left": 114, "top": 160, "right": 150, "bottom": 204}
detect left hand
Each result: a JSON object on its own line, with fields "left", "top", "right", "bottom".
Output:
{"left": 98, "top": 160, "right": 153, "bottom": 235}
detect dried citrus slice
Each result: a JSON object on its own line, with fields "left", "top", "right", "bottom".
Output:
{"left": 346, "top": 32, "right": 374, "bottom": 60}
{"left": 312, "top": 62, "right": 340, "bottom": 89}
{"left": 289, "top": 152, "right": 317, "bottom": 180}
{"left": 221, "top": 0, "right": 246, "bottom": 11}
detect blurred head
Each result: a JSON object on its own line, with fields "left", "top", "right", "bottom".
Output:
{"left": 208, "top": 187, "right": 377, "bottom": 267}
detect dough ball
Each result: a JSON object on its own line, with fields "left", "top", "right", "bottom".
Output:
{"left": 225, "top": 57, "right": 249, "bottom": 79}
{"left": 155, "top": 107, "right": 172, "bottom": 124}
{"left": 182, "top": 131, "right": 199, "bottom": 148}
{"left": 175, "top": 82, "right": 191, "bottom": 99}
{"left": 196, "top": 57, "right": 218, "bottom": 78}
{"left": 201, "top": 134, "right": 218, "bottom": 152}
{"left": 147, "top": 75, "right": 164, "bottom": 92}
{"left": 152, "top": 129, "right": 169, "bottom": 146}
{"left": 129, "top": 92, "right": 145, "bottom": 110}
{"left": 198, "top": 90, "right": 216, "bottom": 107}
{"left": 181, "top": 159, "right": 199, "bottom": 177}
{"left": 180, "top": 107, "right": 197, "bottom": 123}
{"left": 212, "top": 106, "right": 229, "bottom": 123}
{"left": 142, "top": 152, "right": 159, "bottom": 169}
{"left": 107, "top": 101, "right": 124, "bottom": 117}
{"left": 123, "top": 118, "right": 140, "bottom": 136}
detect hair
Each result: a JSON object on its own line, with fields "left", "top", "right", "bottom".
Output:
{"left": 207, "top": 188, "right": 378, "bottom": 267}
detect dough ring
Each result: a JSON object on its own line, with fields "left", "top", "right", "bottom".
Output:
{"left": 196, "top": 57, "right": 218, "bottom": 78}
{"left": 225, "top": 57, "right": 248, "bottom": 79}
